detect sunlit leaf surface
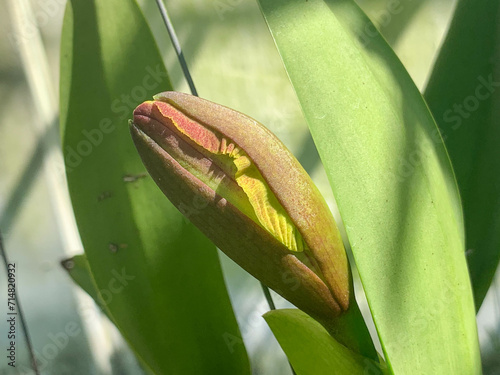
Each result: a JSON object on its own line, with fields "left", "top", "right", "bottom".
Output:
{"left": 257, "top": 0, "right": 481, "bottom": 373}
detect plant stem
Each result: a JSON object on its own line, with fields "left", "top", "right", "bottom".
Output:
{"left": 154, "top": 0, "right": 198, "bottom": 96}
{"left": 0, "top": 231, "right": 40, "bottom": 375}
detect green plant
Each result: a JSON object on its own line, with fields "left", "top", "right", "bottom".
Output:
{"left": 60, "top": 0, "right": 498, "bottom": 374}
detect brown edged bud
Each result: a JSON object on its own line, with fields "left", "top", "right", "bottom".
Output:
{"left": 130, "top": 91, "right": 350, "bottom": 323}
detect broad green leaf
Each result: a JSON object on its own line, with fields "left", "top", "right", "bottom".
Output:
{"left": 425, "top": 0, "right": 500, "bottom": 309}
{"left": 60, "top": 1, "right": 249, "bottom": 374}
{"left": 264, "top": 309, "right": 386, "bottom": 375}
{"left": 257, "top": 0, "right": 481, "bottom": 373}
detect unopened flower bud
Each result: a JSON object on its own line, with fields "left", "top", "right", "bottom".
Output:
{"left": 130, "top": 91, "right": 350, "bottom": 322}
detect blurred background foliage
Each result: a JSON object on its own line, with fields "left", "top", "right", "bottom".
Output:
{"left": 0, "top": 0, "right": 498, "bottom": 374}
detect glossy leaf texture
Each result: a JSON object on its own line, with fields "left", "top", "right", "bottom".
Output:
{"left": 264, "top": 309, "right": 386, "bottom": 375}
{"left": 256, "top": 0, "right": 481, "bottom": 373}
{"left": 425, "top": 0, "right": 500, "bottom": 309}
{"left": 59, "top": 1, "right": 249, "bottom": 374}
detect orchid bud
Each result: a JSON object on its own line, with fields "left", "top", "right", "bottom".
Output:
{"left": 130, "top": 92, "right": 350, "bottom": 322}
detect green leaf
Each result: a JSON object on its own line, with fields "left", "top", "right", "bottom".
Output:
{"left": 256, "top": 0, "right": 481, "bottom": 373}
{"left": 60, "top": 1, "right": 250, "bottom": 374}
{"left": 264, "top": 309, "right": 386, "bottom": 375}
{"left": 425, "top": 0, "right": 500, "bottom": 309}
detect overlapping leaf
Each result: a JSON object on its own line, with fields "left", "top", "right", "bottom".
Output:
{"left": 60, "top": 1, "right": 249, "bottom": 373}
{"left": 265, "top": 309, "right": 386, "bottom": 375}
{"left": 257, "top": 0, "right": 481, "bottom": 373}
{"left": 425, "top": 0, "right": 500, "bottom": 309}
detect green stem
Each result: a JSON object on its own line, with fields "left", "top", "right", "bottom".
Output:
{"left": 321, "top": 297, "right": 379, "bottom": 362}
